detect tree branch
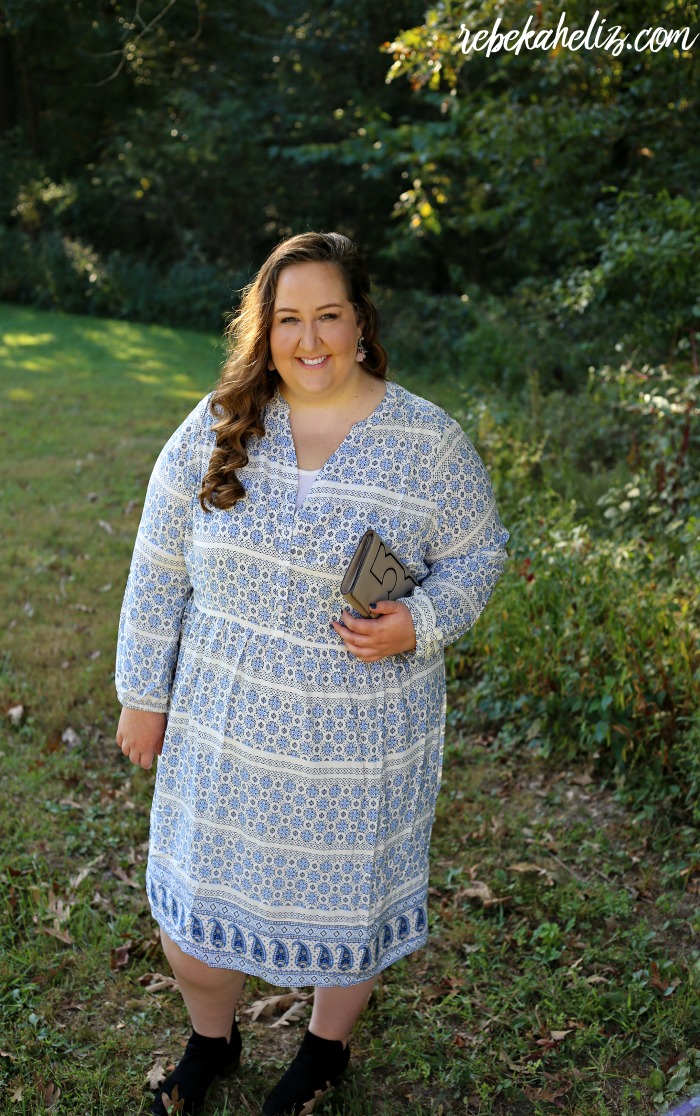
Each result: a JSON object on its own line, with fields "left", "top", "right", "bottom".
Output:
{"left": 87, "top": 0, "right": 178, "bottom": 87}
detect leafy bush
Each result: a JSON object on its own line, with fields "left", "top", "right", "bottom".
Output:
{"left": 451, "top": 502, "right": 700, "bottom": 819}
{"left": 0, "top": 227, "right": 240, "bottom": 331}
{"left": 447, "top": 346, "right": 700, "bottom": 819}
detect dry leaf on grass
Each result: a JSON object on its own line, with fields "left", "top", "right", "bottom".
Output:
{"left": 246, "top": 990, "right": 313, "bottom": 1023}
{"left": 145, "top": 1059, "right": 167, "bottom": 1090}
{"left": 110, "top": 941, "right": 132, "bottom": 970}
{"left": 270, "top": 999, "right": 312, "bottom": 1028}
{"left": 35, "top": 1076, "right": 61, "bottom": 1110}
{"left": 39, "top": 925, "right": 74, "bottom": 945}
{"left": 69, "top": 855, "right": 105, "bottom": 891}
{"left": 111, "top": 864, "right": 140, "bottom": 888}
{"left": 160, "top": 1083, "right": 185, "bottom": 1113}
{"left": 139, "top": 971, "right": 179, "bottom": 992}
{"left": 570, "top": 771, "right": 594, "bottom": 786}
{"left": 507, "top": 861, "right": 556, "bottom": 886}
{"left": 454, "top": 880, "right": 508, "bottom": 907}
{"left": 6, "top": 704, "right": 24, "bottom": 725}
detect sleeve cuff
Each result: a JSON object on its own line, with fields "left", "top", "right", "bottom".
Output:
{"left": 116, "top": 692, "right": 170, "bottom": 714}
{"left": 401, "top": 587, "right": 444, "bottom": 661}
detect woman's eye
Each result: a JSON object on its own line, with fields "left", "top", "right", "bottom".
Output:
{"left": 279, "top": 314, "right": 338, "bottom": 323}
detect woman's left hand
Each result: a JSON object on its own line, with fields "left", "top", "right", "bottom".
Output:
{"left": 331, "top": 599, "right": 417, "bottom": 661}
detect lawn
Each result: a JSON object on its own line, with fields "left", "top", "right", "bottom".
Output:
{"left": 1, "top": 304, "right": 698, "bottom": 1116}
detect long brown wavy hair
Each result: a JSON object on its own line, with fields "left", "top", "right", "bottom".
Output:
{"left": 198, "top": 231, "right": 389, "bottom": 512}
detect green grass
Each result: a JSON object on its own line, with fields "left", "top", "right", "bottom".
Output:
{"left": 1, "top": 303, "right": 699, "bottom": 1115}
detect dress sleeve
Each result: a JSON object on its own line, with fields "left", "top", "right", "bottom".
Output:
{"left": 114, "top": 396, "right": 209, "bottom": 712}
{"left": 401, "top": 419, "right": 509, "bottom": 661}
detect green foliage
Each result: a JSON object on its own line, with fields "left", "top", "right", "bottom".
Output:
{"left": 554, "top": 188, "right": 700, "bottom": 345}
{"left": 0, "top": 226, "right": 239, "bottom": 329}
{"left": 448, "top": 346, "right": 700, "bottom": 819}
{"left": 1, "top": 0, "right": 698, "bottom": 367}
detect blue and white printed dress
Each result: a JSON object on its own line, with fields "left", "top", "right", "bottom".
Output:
{"left": 115, "top": 379, "right": 509, "bottom": 986}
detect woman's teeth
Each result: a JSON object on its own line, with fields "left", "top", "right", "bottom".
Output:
{"left": 299, "top": 356, "right": 328, "bottom": 365}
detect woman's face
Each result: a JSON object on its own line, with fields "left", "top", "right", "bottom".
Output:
{"left": 269, "top": 261, "right": 364, "bottom": 403}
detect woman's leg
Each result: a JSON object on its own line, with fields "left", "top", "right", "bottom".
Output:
{"left": 160, "top": 927, "right": 246, "bottom": 1039}
{"left": 309, "top": 976, "right": 377, "bottom": 1045}
{"left": 261, "top": 977, "right": 377, "bottom": 1115}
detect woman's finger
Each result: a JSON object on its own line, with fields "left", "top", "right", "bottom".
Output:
{"left": 333, "top": 624, "right": 374, "bottom": 647}
{"left": 337, "top": 610, "right": 377, "bottom": 633}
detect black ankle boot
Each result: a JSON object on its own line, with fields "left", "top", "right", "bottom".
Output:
{"left": 262, "top": 1028, "right": 350, "bottom": 1116}
{"left": 151, "top": 1022, "right": 242, "bottom": 1115}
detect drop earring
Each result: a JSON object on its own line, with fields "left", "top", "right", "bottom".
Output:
{"left": 356, "top": 336, "right": 367, "bottom": 363}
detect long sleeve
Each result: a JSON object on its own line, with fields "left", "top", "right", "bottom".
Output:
{"left": 401, "top": 419, "right": 509, "bottom": 661}
{"left": 115, "top": 396, "right": 210, "bottom": 712}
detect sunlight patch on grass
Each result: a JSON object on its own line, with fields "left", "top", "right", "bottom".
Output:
{"left": 129, "top": 373, "right": 164, "bottom": 384}
{"left": 1, "top": 330, "right": 56, "bottom": 347}
{"left": 5, "top": 386, "right": 35, "bottom": 401}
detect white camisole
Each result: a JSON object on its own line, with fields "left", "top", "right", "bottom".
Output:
{"left": 296, "top": 467, "right": 321, "bottom": 510}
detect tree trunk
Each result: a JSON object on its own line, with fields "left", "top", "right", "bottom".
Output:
{"left": 13, "top": 32, "right": 39, "bottom": 154}
{"left": 0, "top": 32, "right": 17, "bottom": 136}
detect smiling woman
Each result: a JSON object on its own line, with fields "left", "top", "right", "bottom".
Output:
{"left": 268, "top": 261, "right": 386, "bottom": 470}
{"left": 114, "top": 230, "right": 509, "bottom": 1116}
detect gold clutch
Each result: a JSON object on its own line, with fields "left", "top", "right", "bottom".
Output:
{"left": 341, "top": 529, "right": 419, "bottom": 618}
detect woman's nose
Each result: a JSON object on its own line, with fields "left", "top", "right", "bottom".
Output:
{"left": 299, "top": 320, "right": 320, "bottom": 351}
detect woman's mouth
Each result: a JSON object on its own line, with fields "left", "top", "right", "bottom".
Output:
{"left": 297, "top": 355, "right": 330, "bottom": 367}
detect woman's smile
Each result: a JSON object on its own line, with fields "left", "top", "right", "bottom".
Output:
{"left": 269, "top": 260, "right": 365, "bottom": 404}
{"left": 297, "top": 355, "right": 330, "bottom": 366}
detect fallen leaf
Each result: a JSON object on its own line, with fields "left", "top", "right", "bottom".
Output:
{"left": 585, "top": 974, "right": 609, "bottom": 984}
{"left": 6, "top": 704, "right": 24, "bottom": 726}
{"left": 454, "top": 881, "right": 508, "bottom": 907}
{"left": 34, "top": 1076, "right": 61, "bottom": 1110}
{"left": 246, "top": 990, "right": 313, "bottom": 1023}
{"left": 270, "top": 1000, "right": 311, "bottom": 1028}
{"left": 549, "top": 1029, "right": 573, "bottom": 1041}
{"left": 89, "top": 649, "right": 101, "bottom": 660}
{"left": 10, "top": 1084, "right": 23, "bottom": 1101}
{"left": 650, "top": 961, "right": 670, "bottom": 992}
{"left": 69, "top": 857, "right": 105, "bottom": 891}
{"left": 61, "top": 727, "right": 81, "bottom": 748}
{"left": 0, "top": 1050, "right": 17, "bottom": 1061}
{"left": 160, "top": 1083, "right": 184, "bottom": 1113}
{"left": 139, "top": 972, "right": 179, "bottom": 992}
{"left": 39, "top": 926, "right": 74, "bottom": 945}
{"left": 98, "top": 583, "right": 113, "bottom": 592}
{"left": 111, "top": 865, "right": 139, "bottom": 888}
{"left": 98, "top": 519, "right": 114, "bottom": 534}
{"left": 507, "top": 862, "right": 548, "bottom": 874}
{"left": 145, "top": 1060, "right": 167, "bottom": 1090}
{"left": 110, "top": 941, "right": 132, "bottom": 970}
{"left": 571, "top": 772, "right": 594, "bottom": 786}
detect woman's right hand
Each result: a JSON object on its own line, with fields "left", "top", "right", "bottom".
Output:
{"left": 116, "top": 707, "right": 167, "bottom": 770}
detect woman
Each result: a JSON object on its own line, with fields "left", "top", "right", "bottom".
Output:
{"left": 115, "top": 231, "right": 509, "bottom": 1116}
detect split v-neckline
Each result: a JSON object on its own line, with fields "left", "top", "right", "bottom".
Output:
{"left": 271, "top": 379, "right": 394, "bottom": 484}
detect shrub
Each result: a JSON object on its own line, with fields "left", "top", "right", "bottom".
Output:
{"left": 0, "top": 227, "right": 243, "bottom": 331}
{"left": 448, "top": 346, "right": 700, "bottom": 820}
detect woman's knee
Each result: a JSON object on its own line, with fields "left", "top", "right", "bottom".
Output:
{"left": 160, "top": 927, "right": 230, "bottom": 987}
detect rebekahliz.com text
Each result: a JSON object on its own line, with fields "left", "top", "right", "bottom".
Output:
{"left": 458, "top": 10, "right": 699, "bottom": 56}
